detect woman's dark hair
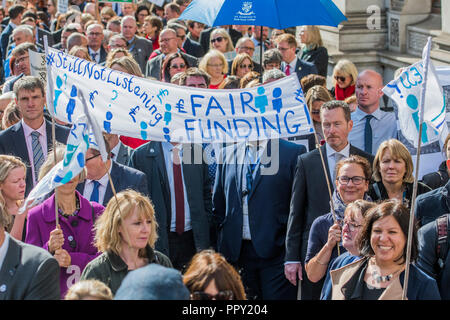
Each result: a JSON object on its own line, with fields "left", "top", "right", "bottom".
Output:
{"left": 161, "top": 52, "right": 190, "bottom": 82}
{"left": 135, "top": 5, "right": 150, "bottom": 23}
{"left": 357, "top": 199, "right": 418, "bottom": 264}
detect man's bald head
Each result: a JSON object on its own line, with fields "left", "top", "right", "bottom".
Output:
{"left": 355, "top": 69, "right": 384, "bottom": 113}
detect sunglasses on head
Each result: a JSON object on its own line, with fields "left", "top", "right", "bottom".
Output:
{"left": 334, "top": 75, "right": 347, "bottom": 82}
{"left": 211, "top": 36, "right": 224, "bottom": 43}
{"left": 190, "top": 290, "right": 234, "bottom": 300}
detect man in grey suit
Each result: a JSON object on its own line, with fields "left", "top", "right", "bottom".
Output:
{"left": 0, "top": 207, "right": 60, "bottom": 300}
{"left": 121, "top": 15, "right": 153, "bottom": 74}
{"left": 145, "top": 28, "right": 198, "bottom": 80}
{"left": 284, "top": 100, "right": 374, "bottom": 300}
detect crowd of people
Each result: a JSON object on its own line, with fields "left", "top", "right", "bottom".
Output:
{"left": 0, "top": 0, "right": 448, "bottom": 301}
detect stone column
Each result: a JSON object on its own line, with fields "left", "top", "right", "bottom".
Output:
{"left": 387, "top": 0, "right": 431, "bottom": 53}
{"left": 430, "top": 0, "right": 450, "bottom": 64}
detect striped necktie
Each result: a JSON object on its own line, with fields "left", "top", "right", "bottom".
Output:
{"left": 31, "top": 131, "right": 44, "bottom": 181}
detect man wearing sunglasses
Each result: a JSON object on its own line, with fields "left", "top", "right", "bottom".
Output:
{"left": 348, "top": 69, "right": 398, "bottom": 155}
{"left": 285, "top": 100, "right": 374, "bottom": 300}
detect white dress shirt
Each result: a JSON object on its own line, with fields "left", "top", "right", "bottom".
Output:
{"left": 326, "top": 142, "right": 350, "bottom": 183}
{"left": 83, "top": 163, "right": 112, "bottom": 205}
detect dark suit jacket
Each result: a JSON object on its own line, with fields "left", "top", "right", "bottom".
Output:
{"left": 113, "top": 141, "right": 132, "bottom": 166}
{"left": 0, "top": 119, "right": 70, "bottom": 196}
{"left": 212, "top": 139, "right": 306, "bottom": 263}
{"left": 282, "top": 58, "right": 318, "bottom": 84}
{"left": 298, "top": 46, "right": 329, "bottom": 77}
{"left": 182, "top": 37, "right": 204, "bottom": 58}
{"left": 0, "top": 235, "right": 60, "bottom": 300}
{"left": 128, "top": 35, "right": 153, "bottom": 74}
{"left": 0, "top": 23, "right": 13, "bottom": 60}
{"left": 89, "top": 46, "right": 108, "bottom": 64}
{"left": 128, "top": 141, "right": 212, "bottom": 256}
{"left": 285, "top": 144, "right": 374, "bottom": 264}
{"left": 145, "top": 51, "right": 198, "bottom": 80}
{"left": 76, "top": 160, "right": 149, "bottom": 207}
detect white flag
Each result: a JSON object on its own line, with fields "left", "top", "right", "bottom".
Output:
{"left": 20, "top": 114, "right": 90, "bottom": 212}
{"left": 383, "top": 38, "right": 448, "bottom": 147}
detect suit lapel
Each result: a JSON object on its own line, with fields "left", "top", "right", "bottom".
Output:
{"left": 103, "top": 161, "right": 117, "bottom": 206}
{"left": 235, "top": 143, "right": 246, "bottom": 205}
{"left": 153, "top": 142, "right": 171, "bottom": 213}
{"left": 248, "top": 141, "right": 271, "bottom": 199}
{"left": 319, "top": 145, "right": 334, "bottom": 192}
{"left": 0, "top": 237, "right": 20, "bottom": 300}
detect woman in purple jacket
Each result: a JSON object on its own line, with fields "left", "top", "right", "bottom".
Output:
{"left": 25, "top": 145, "right": 105, "bottom": 299}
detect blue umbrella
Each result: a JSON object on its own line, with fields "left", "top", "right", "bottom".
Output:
{"left": 179, "top": 0, "right": 347, "bottom": 29}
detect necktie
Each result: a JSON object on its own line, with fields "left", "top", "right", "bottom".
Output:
{"left": 364, "top": 115, "right": 374, "bottom": 154}
{"left": 285, "top": 64, "right": 291, "bottom": 76}
{"left": 31, "top": 131, "right": 44, "bottom": 181}
{"left": 90, "top": 180, "right": 100, "bottom": 203}
{"left": 91, "top": 52, "right": 98, "bottom": 62}
{"left": 202, "top": 143, "right": 217, "bottom": 183}
{"left": 173, "top": 147, "right": 185, "bottom": 235}
{"left": 245, "top": 145, "right": 257, "bottom": 192}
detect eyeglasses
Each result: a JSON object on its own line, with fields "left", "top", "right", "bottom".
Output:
{"left": 190, "top": 290, "right": 234, "bottom": 300}
{"left": 211, "top": 36, "right": 224, "bottom": 43}
{"left": 239, "top": 63, "right": 252, "bottom": 69}
{"left": 88, "top": 32, "right": 103, "bottom": 37}
{"left": 86, "top": 153, "right": 101, "bottom": 162}
{"left": 311, "top": 110, "right": 320, "bottom": 115}
{"left": 341, "top": 220, "right": 363, "bottom": 232}
{"left": 207, "top": 63, "right": 223, "bottom": 68}
{"left": 337, "top": 176, "right": 367, "bottom": 185}
{"left": 14, "top": 55, "right": 29, "bottom": 65}
{"left": 170, "top": 63, "right": 186, "bottom": 69}
{"left": 238, "top": 46, "right": 254, "bottom": 51}
{"left": 160, "top": 38, "right": 176, "bottom": 43}
{"left": 334, "top": 75, "right": 347, "bottom": 82}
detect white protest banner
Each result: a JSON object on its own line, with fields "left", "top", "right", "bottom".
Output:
{"left": 20, "top": 114, "right": 91, "bottom": 212}
{"left": 45, "top": 47, "right": 313, "bottom": 143}
{"left": 29, "top": 49, "right": 46, "bottom": 84}
{"left": 383, "top": 56, "right": 448, "bottom": 147}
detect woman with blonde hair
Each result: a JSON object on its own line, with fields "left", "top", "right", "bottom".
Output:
{"left": 368, "top": 139, "right": 431, "bottom": 207}
{"left": 105, "top": 48, "right": 133, "bottom": 67}
{"left": 106, "top": 55, "right": 143, "bottom": 77}
{"left": 199, "top": 49, "right": 228, "bottom": 89}
{"left": 209, "top": 28, "right": 235, "bottom": 60}
{"left": 0, "top": 155, "right": 26, "bottom": 240}
{"left": 68, "top": 45, "right": 93, "bottom": 61}
{"left": 65, "top": 279, "right": 113, "bottom": 300}
{"left": 331, "top": 59, "right": 358, "bottom": 100}
{"left": 80, "top": 189, "right": 172, "bottom": 295}
{"left": 25, "top": 145, "right": 105, "bottom": 298}
{"left": 183, "top": 249, "right": 246, "bottom": 300}
{"left": 298, "top": 25, "right": 328, "bottom": 77}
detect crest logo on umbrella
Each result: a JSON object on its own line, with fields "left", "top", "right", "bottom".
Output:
{"left": 238, "top": 2, "right": 254, "bottom": 16}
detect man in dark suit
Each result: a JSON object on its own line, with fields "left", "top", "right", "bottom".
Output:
{"left": 213, "top": 139, "right": 306, "bottom": 300}
{"left": 0, "top": 209, "right": 60, "bottom": 300}
{"left": 129, "top": 142, "right": 212, "bottom": 271}
{"left": 167, "top": 23, "right": 204, "bottom": 58}
{"left": 276, "top": 33, "right": 317, "bottom": 84}
{"left": 77, "top": 144, "right": 149, "bottom": 207}
{"left": 121, "top": 15, "right": 153, "bottom": 74}
{"left": 285, "top": 100, "right": 374, "bottom": 300}
{"left": 0, "top": 76, "right": 70, "bottom": 196}
{"left": 86, "top": 23, "right": 107, "bottom": 64}
{"left": 128, "top": 69, "right": 213, "bottom": 271}
{"left": 0, "top": 4, "right": 25, "bottom": 60}
{"left": 104, "top": 133, "right": 132, "bottom": 166}
{"left": 145, "top": 28, "right": 197, "bottom": 80}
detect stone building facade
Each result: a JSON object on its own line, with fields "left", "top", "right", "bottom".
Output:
{"left": 317, "top": 0, "right": 448, "bottom": 96}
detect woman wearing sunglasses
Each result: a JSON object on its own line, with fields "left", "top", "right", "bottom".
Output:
{"left": 209, "top": 28, "right": 235, "bottom": 60}
{"left": 305, "top": 85, "right": 333, "bottom": 144}
{"left": 304, "top": 155, "right": 373, "bottom": 295}
{"left": 160, "top": 52, "right": 190, "bottom": 83}
{"left": 331, "top": 59, "right": 358, "bottom": 101}
{"left": 368, "top": 139, "right": 431, "bottom": 209}
{"left": 183, "top": 249, "right": 246, "bottom": 300}
{"left": 231, "top": 53, "right": 254, "bottom": 79}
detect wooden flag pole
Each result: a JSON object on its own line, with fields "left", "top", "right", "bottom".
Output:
{"left": 402, "top": 36, "right": 432, "bottom": 300}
